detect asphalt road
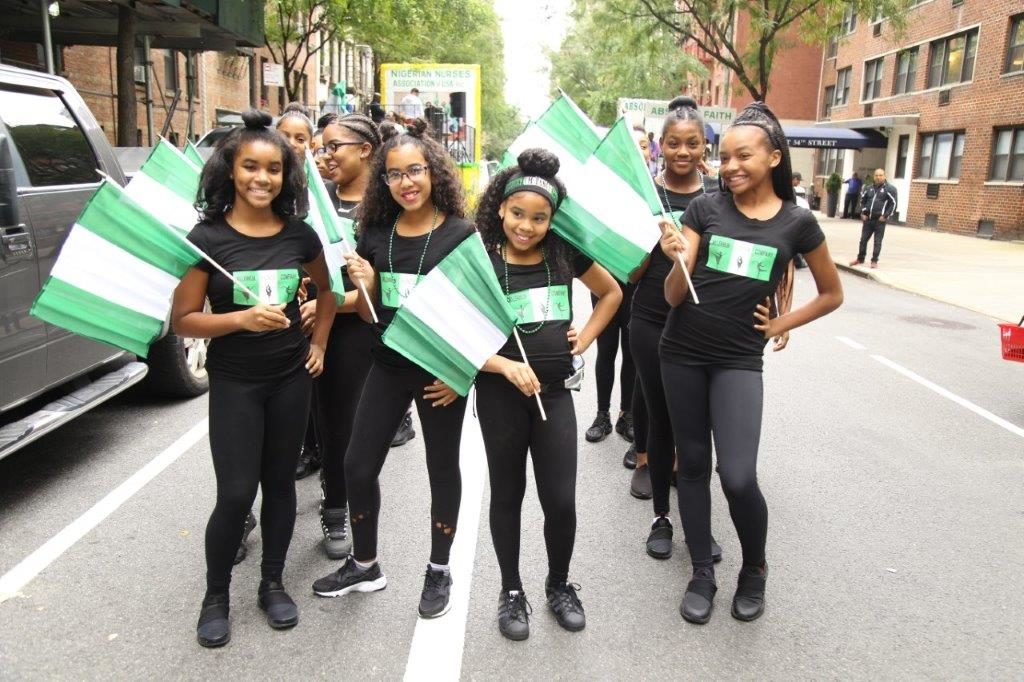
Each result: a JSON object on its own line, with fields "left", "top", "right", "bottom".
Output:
{"left": 0, "top": 271, "right": 1021, "bottom": 680}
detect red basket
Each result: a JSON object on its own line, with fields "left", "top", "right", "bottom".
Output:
{"left": 999, "top": 316, "right": 1024, "bottom": 363}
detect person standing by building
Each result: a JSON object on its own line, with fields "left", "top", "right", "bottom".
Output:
{"left": 401, "top": 88, "right": 425, "bottom": 119}
{"left": 851, "top": 168, "right": 897, "bottom": 269}
{"left": 841, "top": 172, "right": 862, "bottom": 219}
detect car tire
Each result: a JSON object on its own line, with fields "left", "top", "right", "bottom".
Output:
{"left": 145, "top": 331, "right": 210, "bottom": 398}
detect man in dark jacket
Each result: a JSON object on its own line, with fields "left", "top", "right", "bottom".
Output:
{"left": 851, "top": 168, "right": 897, "bottom": 269}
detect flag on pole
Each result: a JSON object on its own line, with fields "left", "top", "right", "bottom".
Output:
{"left": 184, "top": 140, "right": 205, "bottom": 167}
{"left": 123, "top": 138, "right": 202, "bottom": 235}
{"left": 30, "top": 181, "right": 201, "bottom": 357}
{"left": 303, "top": 151, "right": 353, "bottom": 304}
{"left": 382, "top": 235, "right": 517, "bottom": 396}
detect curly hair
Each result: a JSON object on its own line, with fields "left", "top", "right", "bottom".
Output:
{"left": 358, "top": 118, "right": 465, "bottom": 231}
{"left": 724, "top": 101, "right": 795, "bottom": 202}
{"left": 197, "top": 109, "right": 308, "bottom": 221}
{"left": 475, "top": 148, "right": 574, "bottom": 278}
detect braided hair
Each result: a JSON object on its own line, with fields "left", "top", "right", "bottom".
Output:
{"left": 726, "top": 101, "right": 795, "bottom": 202}
{"left": 662, "top": 96, "right": 706, "bottom": 142}
{"left": 330, "top": 113, "right": 382, "bottom": 147}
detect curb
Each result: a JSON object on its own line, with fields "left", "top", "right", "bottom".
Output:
{"left": 834, "top": 262, "right": 877, "bottom": 281}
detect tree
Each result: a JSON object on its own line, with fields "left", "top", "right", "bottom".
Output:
{"left": 626, "top": 0, "right": 915, "bottom": 103}
{"left": 264, "top": 0, "right": 351, "bottom": 102}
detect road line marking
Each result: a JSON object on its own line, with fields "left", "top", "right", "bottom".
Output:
{"left": 0, "top": 419, "right": 209, "bottom": 604}
{"left": 872, "top": 355, "right": 1024, "bottom": 439}
{"left": 404, "top": 394, "right": 486, "bottom": 682}
{"left": 837, "top": 335, "right": 866, "bottom": 350}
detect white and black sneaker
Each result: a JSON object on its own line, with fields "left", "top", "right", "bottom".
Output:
{"left": 546, "top": 581, "right": 586, "bottom": 632}
{"left": 418, "top": 565, "right": 453, "bottom": 618}
{"left": 497, "top": 590, "right": 532, "bottom": 641}
{"left": 312, "top": 556, "right": 387, "bottom": 597}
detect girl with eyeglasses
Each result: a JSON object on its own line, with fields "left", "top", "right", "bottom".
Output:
{"left": 311, "top": 119, "right": 474, "bottom": 621}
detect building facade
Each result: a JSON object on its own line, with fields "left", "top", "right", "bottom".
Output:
{"left": 816, "top": 0, "right": 1023, "bottom": 239}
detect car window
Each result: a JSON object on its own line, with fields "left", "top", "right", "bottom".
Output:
{"left": 0, "top": 86, "right": 100, "bottom": 187}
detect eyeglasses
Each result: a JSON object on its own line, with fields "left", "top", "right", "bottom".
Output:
{"left": 382, "top": 164, "right": 429, "bottom": 186}
{"left": 317, "top": 140, "right": 365, "bottom": 156}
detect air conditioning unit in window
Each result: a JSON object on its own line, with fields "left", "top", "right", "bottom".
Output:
{"left": 938, "top": 89, "right": 951, "bottom": 106}
{"left": 133, "top": 64, "right": 147, "bottom": 83}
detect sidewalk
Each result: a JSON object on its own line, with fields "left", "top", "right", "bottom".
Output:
{"left": 816, "top": 214, "right": 1024, "bottom": 323}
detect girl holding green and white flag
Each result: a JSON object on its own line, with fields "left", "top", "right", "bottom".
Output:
{"left": 476, "top": 149, "right": 621, "bottom": 641}
{"left": 171, "top": 110, "right": 337, "bottom": 648}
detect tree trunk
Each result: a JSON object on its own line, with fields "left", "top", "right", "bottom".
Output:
{"left": 115, "top": 5, "right": 137, "bottom": 146}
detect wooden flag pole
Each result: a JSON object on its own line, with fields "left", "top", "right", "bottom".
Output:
{"left": 512, "top": 327, "right": 547, "bottom": 422}
{"left": 338, "top": 238, "right": 379, "bottom": 324}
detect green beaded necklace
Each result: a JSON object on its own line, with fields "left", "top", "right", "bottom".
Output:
{"left": 658, "top": 170, "right": 704, "bottom": 229}
{"left": 387, "top": 205, "right": 440, "bottom": 286}
{"left": 502, "top": 242, "right": 551, "bottom": 335}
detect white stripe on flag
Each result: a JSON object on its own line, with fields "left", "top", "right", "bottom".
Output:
{"left": 124, "top": 171, "right": 198, "bottom": 232}
{"left": 49, "top": 226, "right": 179, "bottom": 321}
{"left": 577, "top": 156, "right": 662, "bottom": 250}
{"left": 401, "top": 273, "right": 509, "bottom": 369}
{"left": 507, "top": 125, "right": 587, "bottom": 184}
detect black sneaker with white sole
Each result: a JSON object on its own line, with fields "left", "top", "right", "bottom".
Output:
{"left": 418, "top": 565, "right": 453, "bottom": 618}
{"left": 497, "top": 590, "right": 532, "bottom": 641}
{"left": 320, "top": 507, "right": 351, "bottom": 560}
{"left": 546, "top": 581, "right": 586, "bottom": 632}
{"left": 312, "top": 556, "right": 387, "bottom": 597}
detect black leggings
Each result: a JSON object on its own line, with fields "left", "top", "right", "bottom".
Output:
{"left": 345, "top": 361, "right": 466, "bottom": 565}
{"left": 661, "top": 361, "right": 767, "bottom": 570}
{"left": 205, "top": 367, "right": 312, "bottom": 593}
{"left": 315, "top": 316, "right": 374, "bottom": 509}
{"left": 592, "top": 285, "right": 635, "bottom": 413}
{"left": 476, "top": 373, "right": 577, "bottom": 591}
{"left": 630, "top": 317, "right": 676, "bottom": 516}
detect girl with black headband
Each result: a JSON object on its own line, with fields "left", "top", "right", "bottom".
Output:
{"left": 475, "top": 149, "right": 621, "bottom": 641}
{"left": 659, "top": 102, "right": 843, "bottom": 624}
{"left": 311, "top": 119, "right": 473, "bottom": 620}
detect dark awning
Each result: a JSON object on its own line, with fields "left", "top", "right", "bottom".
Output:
{"left": 708, "top": 123, "right": 888, "bottom": 150}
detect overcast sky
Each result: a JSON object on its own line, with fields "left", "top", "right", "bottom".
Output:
{"left": 494, "top": 0, "right": 573, "bottom": 120}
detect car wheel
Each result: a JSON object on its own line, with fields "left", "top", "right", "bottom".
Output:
{"left": 145, "top": 331, "right": 210, "bottom": 398}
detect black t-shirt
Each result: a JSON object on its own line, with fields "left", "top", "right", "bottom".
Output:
{"left": 660, "top": 192, "right": 825, "bottom": 371}
{"left": 490, "top": 248, "right": 593, "bottom": 385}
{"left": 356, "top": 216, "right": 477, "bottom": 367}
{"left": 187, "top": 217, "right": 323, "bottom": 381}
{"left": 632, "top": 176, "right": 717, "bottom": 326}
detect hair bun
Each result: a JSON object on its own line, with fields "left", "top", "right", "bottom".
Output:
{"left": 283, "top": 101, "right": 309, "bottom": 116}
{"left": 517, "top": 148, "right": 560, "bottom": 177}
{"left": 242, "top": 109, "right": 272, "bottom": 130}
{"left": 379, "top": 121, "right": 401, "bottom": 143}
{"left": 405, "top": 118, "right": 429, "bottom": 139}
{"left": 668, "top": 96, "right": 698, "bottom": 113}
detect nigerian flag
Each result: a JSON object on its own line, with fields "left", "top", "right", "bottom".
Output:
{"left": 304, "top": 151, "right": 354, "bottom": 304}
{"left": 184, "top": 140, "right": 205, "bottom": 167}
{"left": 382, "top": 235, "right": 517, "bottom": 396}
{"left": 124, "top": 138, "right": 201, "bottom": 235}
{"left": 31, "top": 181, "right": 201, "bottom": 357}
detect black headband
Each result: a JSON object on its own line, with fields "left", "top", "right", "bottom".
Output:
{"left": 503, "top": 174, "right": 561, "bottom": 209}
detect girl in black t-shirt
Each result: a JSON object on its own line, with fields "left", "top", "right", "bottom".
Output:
{"left": 658, "top": 102, "right": 843, "bottom": 625}
{"left": 172, "top": 111, "right": 338, "bottom": 647}
{"left": 476, "top": 149, "right": 621, "bottom": 641}
{"left": 311, "top": 119, "right": 473, "bottom": 620}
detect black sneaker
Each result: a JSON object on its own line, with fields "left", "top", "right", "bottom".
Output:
{"left": 312, "top": 556, "right": 387, "bottom": 597}
{"left": 622, "top": 443, "right": 637, "bottom": 470}
{"left": 320, "top": 507, "right": 351, "bottom": 560}
{"left": 232, "top": 510, "right": 257, "bottom": 565}
{"left": 391, "top": 412, "right": 416, "bottom": 447}
{"left": 680, "top": 567, "right": 717, "bottom": 624}
{"left": 585, "top": 411, "right": 612, "bottom": 443}
{"left": 257, "top": 579, "right": 299, "bottom": 630}
{"left": 497, "top": 590, "right": 532, "bottom": 641}
{"left": 418, "top": 565, "right": 453, "bottom": 618}
{"left": 646, "top": 516, "right": 673, "bottom": 559}
{"left": 545, "top": 581, "right": 585, "bottom": 632}
{"left": 731, "top": 563, "right": 767, "bottom": 622}
{"left": 630, "top": 465, "right": 653, "bottom": 500}
{"left": 196, "top": 593, "right": 230, "bottom": 648}
{"left": 295, "top": 444, "right": 321, "bottom": 480}
{"left": 615, "top": 411, "right": 634, "bottom": 442}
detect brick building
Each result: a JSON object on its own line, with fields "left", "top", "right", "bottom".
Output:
{"left": 816, "top": 0, "right": 1024, "bottom": 240}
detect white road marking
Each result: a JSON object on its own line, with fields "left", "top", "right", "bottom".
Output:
{"left": 0, "top": 419, "right": 209, "bottom": 604}
{"left": 872, "top": 355, "right": 1024, "bottom": 439}
{"left": 404, "top": 392, "right": 487, "bottom": 682}
{"left": 837, "top": 335, "right": 867, "bottom": 350}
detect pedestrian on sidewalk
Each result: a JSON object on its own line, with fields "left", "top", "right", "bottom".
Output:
{"left": 841, "top": 172, "right": 862, "bottom": 218}
{"left": 851, "top": 168, "right": 897, "bottom": 269}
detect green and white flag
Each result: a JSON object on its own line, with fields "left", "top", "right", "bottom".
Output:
{"left": 124, "top": 138, "right": 201, "bottom": 235}
{"left": 304, "top": 151, "right": 354, "bottom": 304}
{"left": 184, "top": 140, "right": 205, "bottom": 167}
{"left": 31, "top": 180, "right": 201, "bottom": 357}
{"left": 382, "top": 235, "right": 517, "bottom": 396}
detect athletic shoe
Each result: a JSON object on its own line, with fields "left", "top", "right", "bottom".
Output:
{"left": 295, "top": 444, "right": 321, "bottom": 480}
{"left": 312, "top": 556, "right": 387, "bottom": 597}
{"left": 622, "top": 443, "right": 637, "bottom": 470}
{"left": 680, "top": 567, "right": 717, "bottom": 624}
{"left": 712, "top": 536, "right": 723, "bottom": 563}
{"left": 418, "top": 565, "right": 453, "bottom": 618}
{"left": 497, "top": 590, "right": 532, "bottom": 641}
{"left": 584, "top": 411, "right": 612, "bottom": 443}
{"left": 391, "top": 412, "right": 416, "bottom": 447}
{"left": 232, "top": 510, "right": 257, "bottom": 565}
{"left": 320, "top": 507, "right": 351, "bottom": 560}
{"left": 731, "top": 563, "right": 767, "bottom": 622}
{"left": 257, "top": 579, "right": 299, "bottom": 630}
{"left": 870, "top": 261, "right": 879, "bottom": 269}
{"left": 615, "top": 411, "right": 634, "bottom": 442}
{"left": 848, "top": 259, "right": 864, "bottom": 266}
{"left": 196, "top": 593, "right": 230, "bottom": 648}
{"left": 630, "top": 465, "right": 653, "bottom": 500}
{"left": 646, "top": 516, "right": 673, "bottom": 559}
{"left": 545, "top": 581, "right": 586, "bottom": 632}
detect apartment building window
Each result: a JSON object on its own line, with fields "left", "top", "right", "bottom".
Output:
{"left": 893, "top": 48, "right": 918, "bottom": 94}
{"left": 841, "top": 6, "right": 857, "bottom": 34}
{"left": 927, "top": 29, "right": 978, "bottom": 88}
{"left": 1007, "top": 14, "right": 1024, "bottom": 74}
{"left": 827, "top": 35, "right": 838, "bottom": 59}
{"left": 895, "top": 135, "right": 911, "bottom": 178}
{"left": 260, "top": 57, "right": 269, "bottom": 105}
{"left": 990, "top": 127, "right": 1024, "bottom": 182}
{"left": 164, "top": 50, "right": 178, "bottom": 92}
{"left": 834, "top": 67, "right": 852, "bottom": 105}
{"left": 918, "top": 131, "right": 965, "bottom": 179}
{"left": 863, "top": 58, "right": 884, "bottom": 100}
{"left": 817, "top": 148, "right": 846, "bottom": 176}
{"left": 871, "top": 8, "right": 885, "bottom": 23}
{"left": 823, "top": 86, "right": 835, "bottom": 117}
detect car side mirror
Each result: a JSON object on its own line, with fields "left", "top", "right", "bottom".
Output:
{"left": 0, "top": 132, "right": 19, "bottom": 227}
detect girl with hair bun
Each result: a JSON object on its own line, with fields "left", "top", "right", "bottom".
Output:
{"left": 311, "top": 118, "right": 474, "bottom": 621}
{"left": 172, "top": 109, "right": 337, "bottom": 647}
{"left": 659, "top": 101, "right": 843, "bottom": 625}
{"left": 475, "top": 148, "right": 621, "bottom": 641}
{"left": 276, "top": 103, "right": 314, "bottom": 161}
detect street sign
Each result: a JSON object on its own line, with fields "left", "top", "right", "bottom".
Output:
{"left": 263, "top": 63, "right": 284, "bottom": 87}
{"left": 616, "top": 98, "right": 735, "bottom": 133}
